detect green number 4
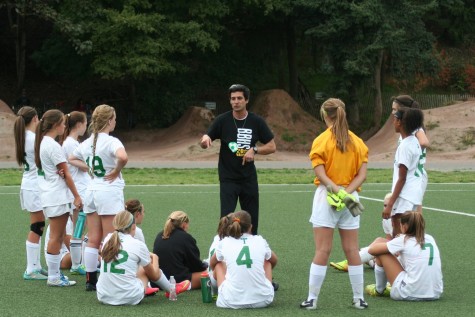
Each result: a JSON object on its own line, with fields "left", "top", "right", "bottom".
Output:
{"left": 236, "top": 246, "right": 253, "bottom": 268}
{"left": 422, "top": 243, "right": 434, "bottom": 266}
{"left": 103, "top": 250, "right": 129, "bottom": 274}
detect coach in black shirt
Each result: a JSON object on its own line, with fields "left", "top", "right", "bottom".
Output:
{"left": 200, "top": 84, "right": 276, "bottom": 234}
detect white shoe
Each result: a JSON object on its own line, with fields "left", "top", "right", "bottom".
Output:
{"left": 352, "top": 298, "right": 368, "bottom": 309}
{"left": 300, "top": 299, "right": 317, "bottom": 310}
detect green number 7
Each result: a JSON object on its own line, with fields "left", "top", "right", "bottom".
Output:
{"left": 422, "top": 243, "right": 434, "bottom": 266}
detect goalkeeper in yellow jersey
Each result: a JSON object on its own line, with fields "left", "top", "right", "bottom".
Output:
{"left": 300, "top": 98, "right": 368, "bottom": 311}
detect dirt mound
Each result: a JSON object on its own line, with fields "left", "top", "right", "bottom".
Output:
{"left": 0, "top": 99, "right": 13, "bottom": 114}
{"left": 366, "top": 100, "right": 475, "bottom": 161}
{"left": 0, "top": 112, "right": 17, "bottom": 161}
{"left": 252, "top": 89, "right": 326, "bottom": 151}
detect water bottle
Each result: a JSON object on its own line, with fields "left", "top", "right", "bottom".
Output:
{"left": 169, "top": 276, "right": 177, "bottom": 301}
{"left": 200, "top": 272, "right": 212, "bottom": 303}
{"left": 73, "top": 210, "right": 86, "bottom": 239}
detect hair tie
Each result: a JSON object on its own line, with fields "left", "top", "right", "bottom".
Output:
{"left": 67, "top": 113, "right": 71, "bottom": 117}
{"left": 233, "top": 217, "right": 240, "bottom": 223}
{"left": 40, "top": 118, "right": 43, "bottom": 122}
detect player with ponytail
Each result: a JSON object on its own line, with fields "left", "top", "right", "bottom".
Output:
{"left": 69, "top": 104, "right": 128, "bottom": 291}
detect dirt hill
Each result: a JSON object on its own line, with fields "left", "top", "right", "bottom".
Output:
{"left": 1, "top": 91, "right": 474, "bottom": 163}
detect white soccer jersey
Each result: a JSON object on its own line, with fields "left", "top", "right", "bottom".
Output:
{"left": 216, "top": 233, "right": 274, "bottom": 308}
{"left": 133, "top": 226, "right": 145, "bottom": 244}
{"left": 387, "top": 234, "right": 443, "bottom": 300}
{"left": 97, "top": 232, "right": 151, "bottom": 305}
{"left": 398, "top": 131, "right": 427, "bottom": 177}
{"left": 73, "top": 133, "right": 125, "bottom": 191}
{"left": 207, "top": 235, "right": 220, "bottom": 272}
{"left": 392, "top": 135, "right": 423, "bottom": 205}
{"left": 62, "top": 136, "right": 90, "bottom": 196}
{"left": 21, "top": 130, "right": 39, "bottom": 190}
{"left": 38, "top": 136, "right": 70, "bottom": 207}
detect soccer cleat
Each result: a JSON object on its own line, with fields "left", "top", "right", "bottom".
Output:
{"left": 145, "top": 287, "right": 159, "bottom": 297}
{"left": 165, "top": 280, "right": 191, "bottom": 298}
{"left": 300, "top": 299, "right": 317, "bottom": 310}
{"left": 272, "top": 281, "right": 279, "bottom": 291}
{"left": 70, "top": 264, "right": 87, "bottom": 275}
{"left": 39, "top": 268, "right": 48, "bottom": 276}
{"left": 365, "top": 284, "right": 391, "bottom": 297}
{"left": 47, "top": 274, "right": 76, "bottom": 287}
{"left": 86, "top": 282, "right": 97, "bottom": 291}
{"left": 352, "top": 298, "right": 368, "bottom": 309}
{"left": 330, "top": 259, "right": 348, "bottom": 272}
{"left": 23, "top": 269, "right": 48, "bottom": 280}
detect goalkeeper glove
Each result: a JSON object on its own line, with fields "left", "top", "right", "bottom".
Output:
{"left": 326, "top": 185, "right": 345, "bottom": 211}
{"left": 337, "top": 189, "right": 365, "bottom": 217}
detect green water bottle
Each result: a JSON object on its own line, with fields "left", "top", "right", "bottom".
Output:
{"left": 73, "top": 210, "right": 86, "bottom": 239}
{"left": 200, "top": 272, "right": 212, "bottom": 303}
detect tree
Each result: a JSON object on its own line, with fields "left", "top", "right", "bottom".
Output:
{"left": 302, "top": 0, "right": 438, "bottom": 132}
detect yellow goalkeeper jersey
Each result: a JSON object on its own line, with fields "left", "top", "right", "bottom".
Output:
{"left": 309, "top": 128, "right": 368, "bottom": 191}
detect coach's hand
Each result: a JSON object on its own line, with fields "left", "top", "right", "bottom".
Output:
{"left": 200, "top": 135, "right": 212, "bottom": 149}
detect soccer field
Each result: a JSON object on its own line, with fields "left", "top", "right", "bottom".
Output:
{"left": 0, "top": 182, "right": 474, "bottom": 316}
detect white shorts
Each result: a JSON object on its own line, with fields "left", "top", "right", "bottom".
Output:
{"left": 391, "top": 197, "right": 417, "bottom": 216}
{"left": 216, "top": 281, "right": 273, "bottom": 309}
{"left": 43, "top": 203, "right": 72, "bottom": 218}
{"left": 20, "top": 189, "right": 42, "bottom": 212}
{"left": 84, "top": 189, "right": 124, "bottom": 216}
{"left": 309, "top": 185, "right": 360, "bottom": 229}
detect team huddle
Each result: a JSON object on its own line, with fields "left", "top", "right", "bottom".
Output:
{"left": 14, "top": 84, "right": 442, "bottom": 309}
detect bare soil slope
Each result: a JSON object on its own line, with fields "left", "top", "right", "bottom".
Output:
{"left": 1, "top": 92, "right": 474, "bottom": 163}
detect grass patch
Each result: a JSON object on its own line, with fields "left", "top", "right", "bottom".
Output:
{"left": 1, "top": 168, "right": 475, "bottom": 186}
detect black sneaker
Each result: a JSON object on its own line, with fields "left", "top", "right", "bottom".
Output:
{"left": 85, "top": 282, "right": 96, "bottom": 291}
{"left": 272, "top": 281, "right": 279, "bottom": 291}
{"left": 352, "top": 298, "right": 368, "bottom": 309}
{"left": 300, "top": 299, "right": 317, "bottom": 310}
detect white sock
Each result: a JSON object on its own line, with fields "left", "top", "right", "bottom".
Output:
{"left": 210, "top": 274, "right": 218, "bottom": 294}
{"left": 46, "top": 253, "right": 61, "bottom": 280}
{"left": 359, "top": 247, "right": 373, "bottom": 264}
{"left": 81, "top": 236, "right": 88, "bottom": 265}
{"left": 70, "top": 239, "right": 82, "bottom": 268}
{"left": 348, "top": 264, "right": 364, "bottom": 301}
{"left": 308, "top": 263, "right": 327, "bottom": 301}
{"left": 153, "top": 270, "right": 171, "bottom": 292}
{"left": 84, "top": 247, "right": 99, "bottom": 273}
{"left": 36, "top": 237, "right": 43, "bottom": 270}
{"left": 374, "top": 264, "right": 388, "bottom": 293}
{"left": 26, "top": 241, "right": 40, "bottom": 273}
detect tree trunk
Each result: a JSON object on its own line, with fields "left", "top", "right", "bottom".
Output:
{"left": 128, "top": 81, "right": 137, "bottom": 129}
{"left": 348, "top": 84, "right": 360, "bottom": 126}
{"left": 15, "top": 9, "right": 26, "bottom": 92}
{"left": 286, "top": 16, "right": 298, "bottom": 99}
{"left": 373, "top": 49, "right": 384, "bottom": 128}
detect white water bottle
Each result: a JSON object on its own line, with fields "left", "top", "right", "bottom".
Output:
{"left": 169, "top": 276, "right": 177, "bottom": 301}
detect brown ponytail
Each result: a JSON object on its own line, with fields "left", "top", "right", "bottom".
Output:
{"left": 34, "top": 109, "right": 64, "bottom": 170}
{"left": 14, "top": 106, "right": 37, "bottom": 166}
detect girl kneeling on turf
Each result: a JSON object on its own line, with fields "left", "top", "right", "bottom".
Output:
{"left": 97, "top": 210, "right": 176, "bottom": 305}
{"left": 210, "top": 210, "right": 278, "bottom": 309}
{"left": 366, "top": 211, "right": 443, "bottom": 300}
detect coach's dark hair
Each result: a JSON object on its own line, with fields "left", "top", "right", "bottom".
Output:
{"left": 227, "top": 210, "right": 252, "bottom": 239}
{"left": 395, "top": 107, "right": 424, "bottom": 135}
{"left": 59, "top": 111, "right": 87, "bottom": 145}
{"left": 229, "top": 84, "right": 250, "bottom": 100}
{"left": 400, "top": 211, "right": 425, "bottom": 248}
{"left": 14, "top": 106, "right": 37, "bottom": 166}
{"left": 392, "top": 95, "right": 420, "bottom": 109}
{"left": 34, "top": 109, "right": 64, "bottom": 170}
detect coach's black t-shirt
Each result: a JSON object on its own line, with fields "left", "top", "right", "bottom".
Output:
{"left": 207, "top": 111, "right": 274, "bottom": 182}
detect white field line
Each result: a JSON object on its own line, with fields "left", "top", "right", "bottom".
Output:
{"left": 359, "top": 196, "right": 475, "bottom": 218}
